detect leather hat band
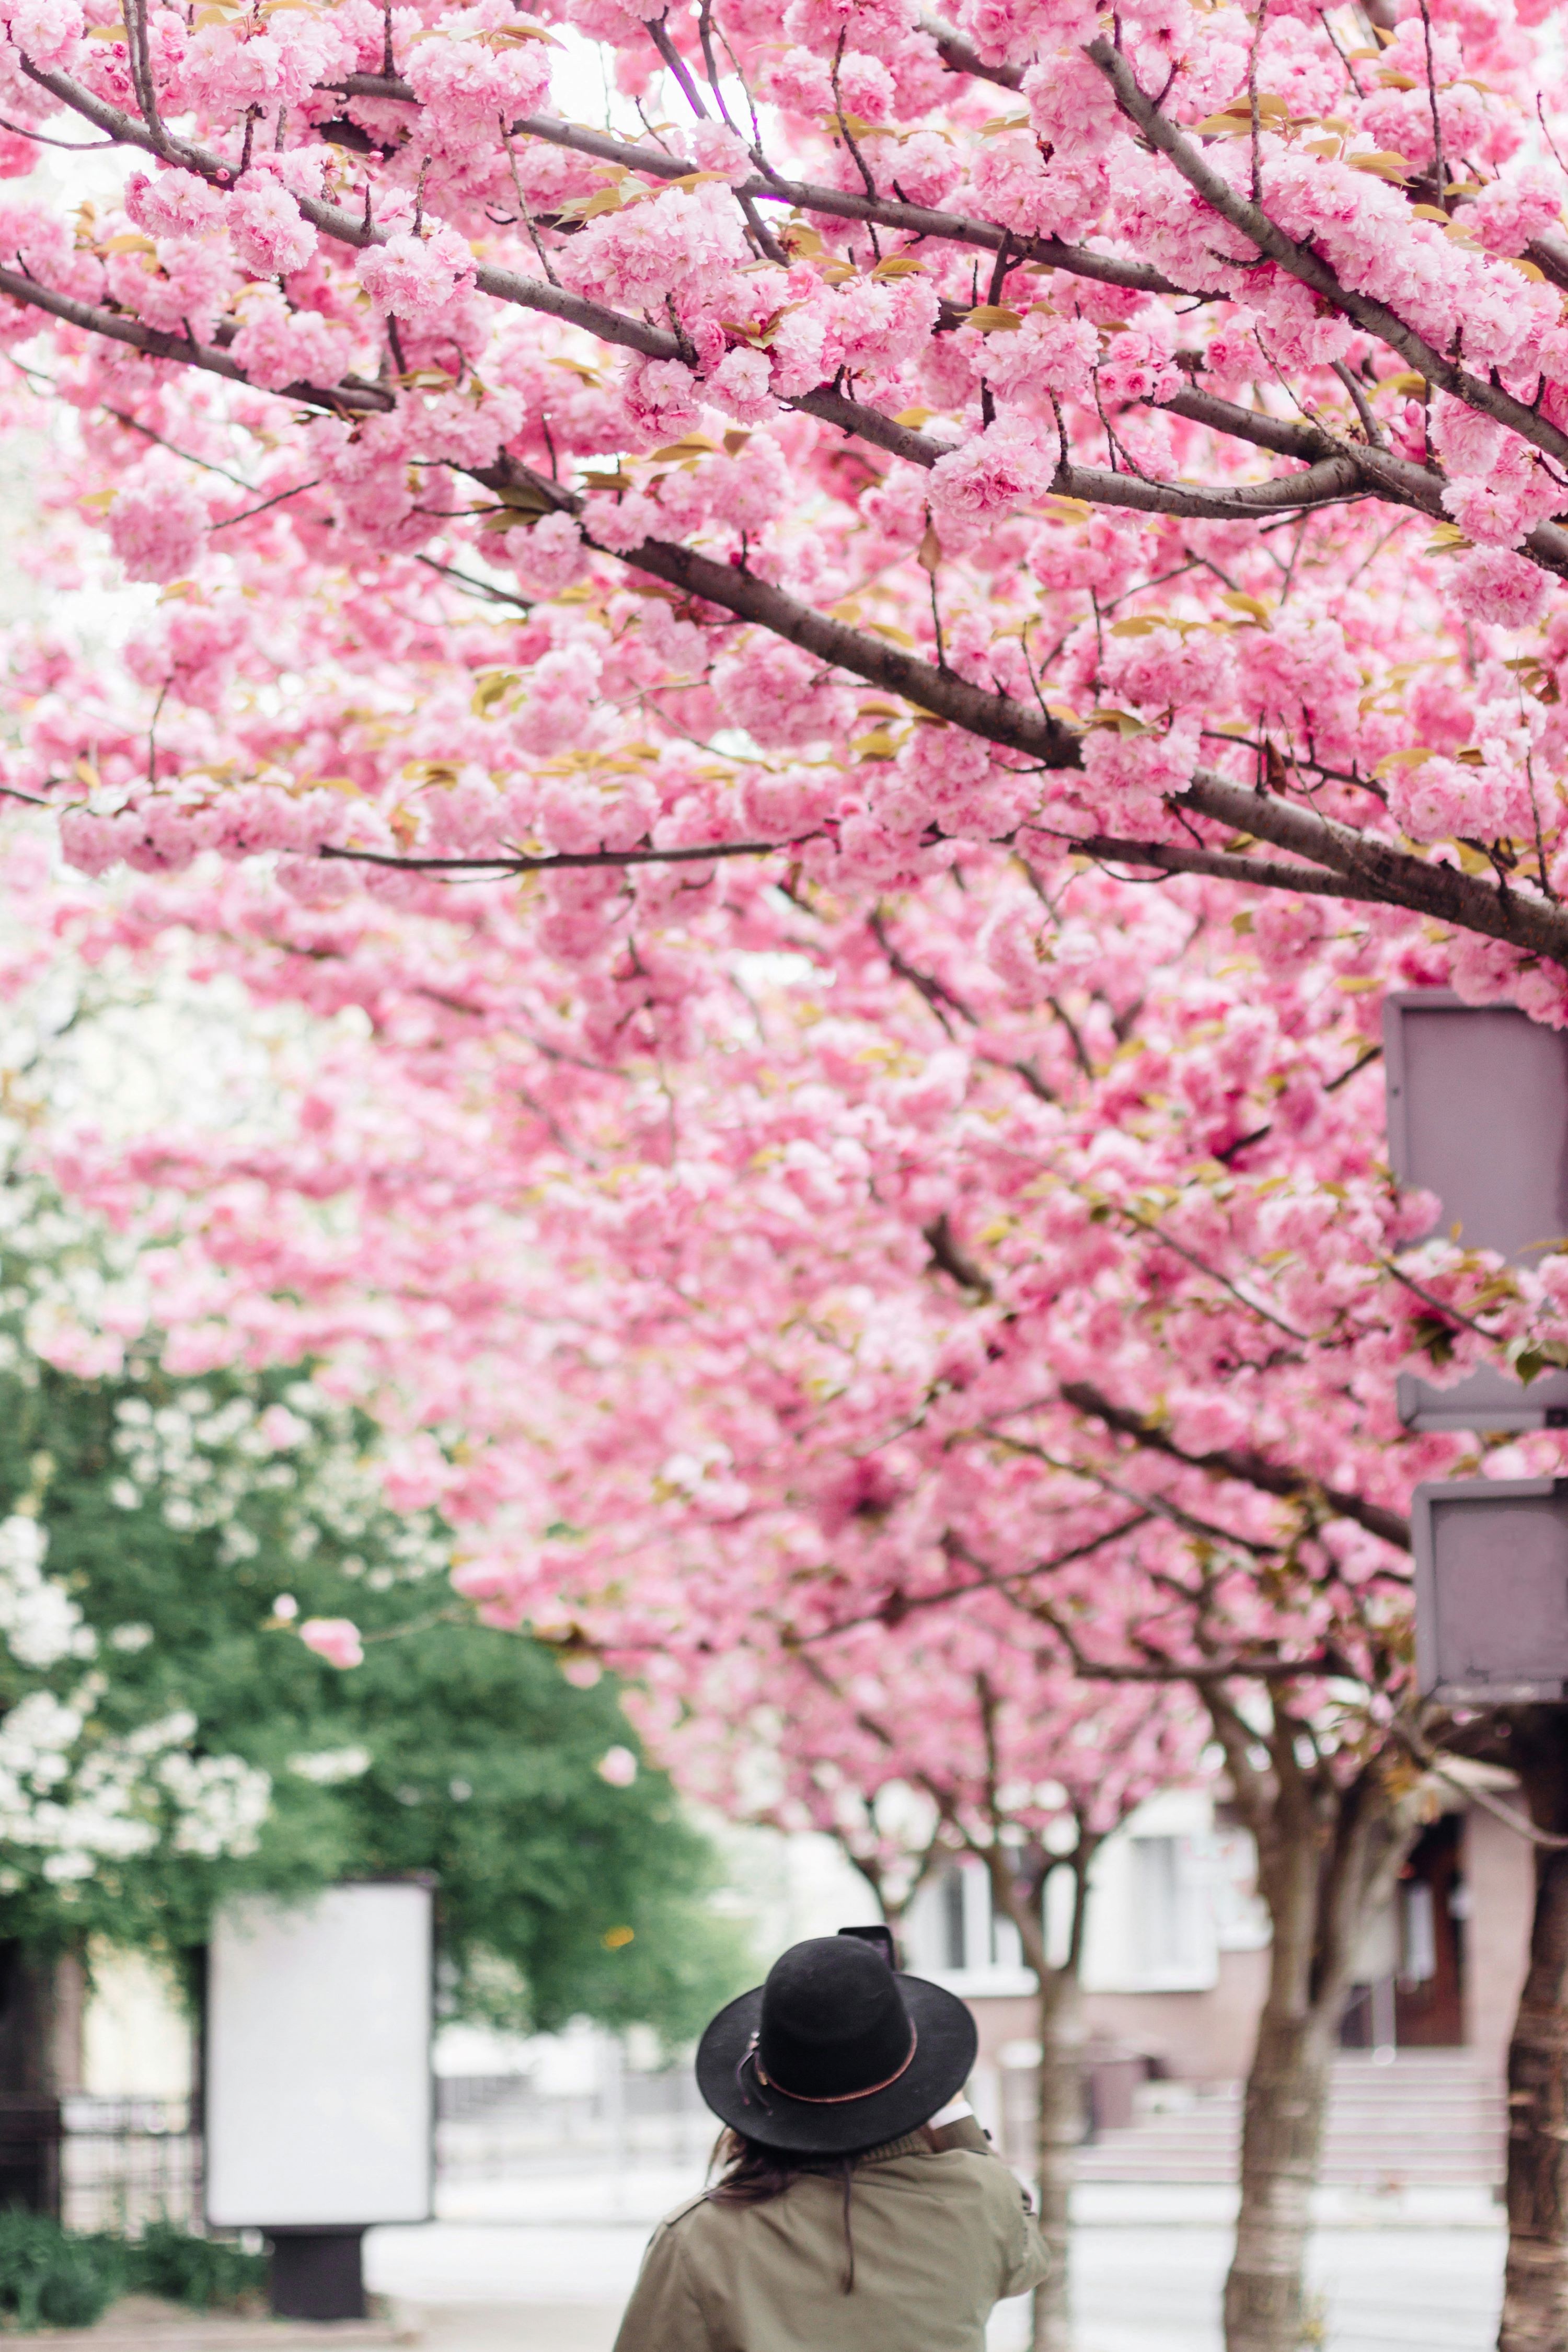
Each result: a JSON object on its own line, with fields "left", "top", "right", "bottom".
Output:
{"left": 744, "top": 2024, "right": 919, "bottom": 2105}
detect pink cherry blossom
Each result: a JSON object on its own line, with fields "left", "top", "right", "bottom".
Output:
{"left": 107, "top": 468, "right": 209, "bottom": 585}
{"left": 1450, "top": 545, "right": 1554, "bottom": 628}
{"left": 299, "top": 1619, "right": 365, "bottom": 1669}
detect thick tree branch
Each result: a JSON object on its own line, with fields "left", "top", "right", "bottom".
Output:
{"left": 0, "top": 266, "right": 395, "bottom": 413}
{"left": 1175, "top": 768, "right": 1568, "bottom": 966}
{"left": 558, "top": 500, "right": 1083, "bottom": 762}
{"left": 923, "top": 1209, "right": 993, "bottom": 1295}
{"left": 1066, "top": 833, "right": 1398, "bottom": 902}
{"left": 1055, "top": 455, "right": 1367, "bottom": 522}
{"left": 1089, "top": 39, "right": 1568, "bottom": 470}
{"left": 318, "top": 835, "right": 818, "bottom": 874}
{"left": 1056, "top": 1377, "right": 1413, "bottom": 1551}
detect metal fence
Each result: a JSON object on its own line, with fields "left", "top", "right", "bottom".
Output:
{"left": 47, "top": 2065, "right": 713, "bottom": 2232}
{"left": 50, "top": 2069, "right": 710, "bottom": 2231}
{"left": 436, "top": 2067, "right": 715, "bottom": 2183}
{"left": 60, "top": 2096, "right": 201, "bottom": 2235}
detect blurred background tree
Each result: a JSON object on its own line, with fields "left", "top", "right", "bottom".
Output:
{"left": 0, "top": 1187, "right": 750, "bottom": 2089}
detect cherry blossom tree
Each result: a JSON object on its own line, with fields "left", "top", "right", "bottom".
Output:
{"left": 4, "top": 0, "right": 1568, "bottom": 2333}
{"left": 9, "top": 821, "right": 1551, "bottom": 2350}
{"left": 0, "top": 0, "right": 1565, "bottom": 1008}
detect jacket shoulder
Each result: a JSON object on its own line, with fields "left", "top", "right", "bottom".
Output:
{"left": 651, "top": 2189, "right": 714, "bottom": 2234}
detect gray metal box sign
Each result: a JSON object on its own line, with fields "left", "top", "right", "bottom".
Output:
{"left": 1413, "top": 1476, "right": 1568, "bottom": 1702}
{"left": 1384, "top": 990, "right": 1568, "bottom": 1431}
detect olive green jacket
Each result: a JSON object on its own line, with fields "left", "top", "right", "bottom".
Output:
{"left": 610, "top": 2117, "right": 1048, "bottom": 2352}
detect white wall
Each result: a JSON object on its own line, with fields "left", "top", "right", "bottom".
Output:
{"left": 82, "top": 1947, "right": 193, "bottom": 2099}
{"left": 902, "top": 1791, "right": 1269, "bottom": 2001}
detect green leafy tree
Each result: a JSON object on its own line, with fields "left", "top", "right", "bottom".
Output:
{"left": 0, "top": 1202, "right": 749, "bottom": 2071}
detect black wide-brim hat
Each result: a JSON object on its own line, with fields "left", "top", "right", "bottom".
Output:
{"left": 696, "top": 1932, "right": 978, "bottom": 2156}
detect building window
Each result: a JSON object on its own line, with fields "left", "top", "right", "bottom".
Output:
{"left": 902, "top": 1860, "right": 1031, "bottom": 1991}
{"left": 1121, "top": 1835, "right": 1211, "bottom": 1987}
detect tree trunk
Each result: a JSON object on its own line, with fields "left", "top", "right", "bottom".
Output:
{"left": 1500, "top": 1845, "right": 1568, "bottom": 2351}
{"left": 1495, "top": 1711, "right": 1568, "bottom": 2352}
{"left": 1210, "top": 1713, "right": 1416, "bottom": 2352}
{"left": 0, "top": 1942, "right": 71, "bottom": 2095}
{"left": 1031, "top": 1963, "right": 1084, "bottom": 2352}
{"left": 1224, "top": 1998, "right": 1333, "bottom": 2352}
{"left": 0, "top": 1941, "right": 74, "bottom": 2217}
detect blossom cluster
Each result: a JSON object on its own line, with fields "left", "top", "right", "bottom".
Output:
{"left": 6, "top": 0, "right": 1568, "bottom": 1898}
{"left": 0, "top": 0, "right": 1561, "bottom": 1008}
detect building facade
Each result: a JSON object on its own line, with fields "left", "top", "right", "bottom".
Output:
{"left": 897, "top": 1774, "right": 1535, "bottom": 2125}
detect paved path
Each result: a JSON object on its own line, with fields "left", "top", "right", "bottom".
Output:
{"left": 365, "top": 2197, "right": 1508, "bottom": 2351}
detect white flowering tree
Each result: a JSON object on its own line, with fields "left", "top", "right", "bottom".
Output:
{"left": 0, "top": 1194, "right": 750, "bottom": 2095}
{"left": 0, "top": 1515, "right": 271, "bottom": 1897}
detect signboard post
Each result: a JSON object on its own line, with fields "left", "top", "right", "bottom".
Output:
{"left": 204, "top": 1881, "right": 433, "bottom": 2320}
{"left": 1383, "top": 990, "right": 1568, "bottom": 1431}
{"left": 1413, "top": 1477, "right": 1568, "bottom": 1703}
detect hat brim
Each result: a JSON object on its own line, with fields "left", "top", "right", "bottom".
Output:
{"left": 695, "top": 1972, "right": 979, "bottom": 2156}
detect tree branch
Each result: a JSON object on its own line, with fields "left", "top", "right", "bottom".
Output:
{"left": 980, "top": 1434, "right": 1288, "bottom": 1556}
{"left": 1022, "top": 1587, "right": 1342, "bottom": 1682}
{"left": 1066, "top": 833, "right": 1398, "bottom": 903}
{"left": 319, "top": 84, "right": 1187, "bottom": 297}
{"left": 1396, "top": 1721, "right": 1568, "bottom": 1850}
{"left": 0, "top": 265, "right": 394, "bottom": 414}
{"left": 916, "top": 12, "right": 1022, "bottom": 89}
{"left": 797, "top": 1512, "right": 1154, "bottom": 1643}
{"left": 1056, "top": 1377, "right": 1413, "bottom": 1551}
{"left": 317, "top": 834, "right": 816, "bottom": 875}
{"left": 1177, "top": 767, "right": 1568, "bottom": 967}
{"left": 1089, "top": 38, "right": 1568, "bottom": 470}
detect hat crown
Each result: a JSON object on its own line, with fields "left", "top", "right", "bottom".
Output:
{"left": 757, "top": 1935, "right": 913, "bottom": 2101}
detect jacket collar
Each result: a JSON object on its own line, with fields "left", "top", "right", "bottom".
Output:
{"left": 856, "top": 2130, "right": 930, "bottom": 2164}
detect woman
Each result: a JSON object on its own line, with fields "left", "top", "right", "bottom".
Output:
{"left": 613, "top": 1929, "right": 1049, "bottom": 2351}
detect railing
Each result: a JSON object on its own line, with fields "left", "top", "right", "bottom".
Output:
{"left": 59, "top": 2096, "right": 202, "bottom": 2234}
{"left": 436, "top": 2068, "right": 716, "bottom": 2183}
{"left": 46, "top": 2070, "right": 712, "bottom": 2230}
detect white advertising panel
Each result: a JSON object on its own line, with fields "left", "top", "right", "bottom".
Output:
{"left": 205, "top": 1882, "right": 433, "bottom": 2228}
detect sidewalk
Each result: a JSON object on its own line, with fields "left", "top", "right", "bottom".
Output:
{"left": 19, "top": 2222, "right": 1504, "bottom": 2352}
{"left": 358, "top": 2171, "right": 1508, "bottom": 2351}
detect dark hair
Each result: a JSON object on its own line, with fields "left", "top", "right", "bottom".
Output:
{"left": 705, "top": 2129, "right": 865, "bottom": 2292}
{"left": 705, "top": 2127, "right": 815, "bottom": 2207}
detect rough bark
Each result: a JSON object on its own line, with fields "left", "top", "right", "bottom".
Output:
{"left": 985, "top": 1841, "right": 1094, "bottom": 2352}
{"left": 0, "top": 1942, "right": 69, "bottom": 2096}
{"left": 1501, "top": 1848, "right": 1568, "bottom": 2351}
{"left": 1496, "top": 1712, "right": 1568, "bottom": 2352}
{"left": 1029, "top": 1956, "right": 1085, "bottom": 2352}
{"left": 0, "top": 1942, "right": 75, "bottom": 2218}
{"left": 1210, "top": 1701, "right": 1421, "bottom": 2352}
{"left": 1225, "top": 1993, "right": 1334, "bottom": 2351}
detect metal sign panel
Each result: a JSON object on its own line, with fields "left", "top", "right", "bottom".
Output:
{"left": 1413, "top": 1476, "right": 1568, "bottom": 1703}
{"left": 1384, "top": 991, "right": 1568, "bottom": 1431}
{"left": 205, "top": 1881, "right": 433, "bottom": 2230}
